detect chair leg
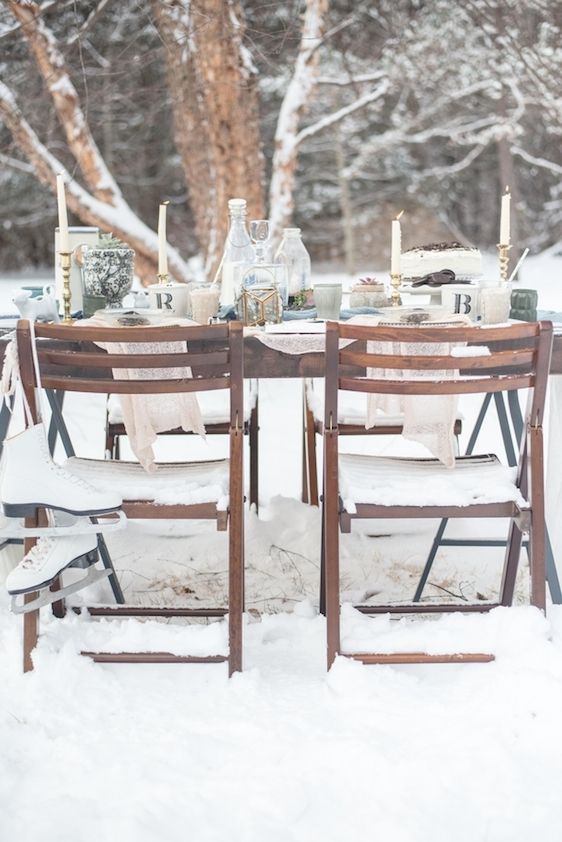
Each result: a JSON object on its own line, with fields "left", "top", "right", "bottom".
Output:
{"left": 305, "top": 405, "right": 319, "bottom": 507}
{"left": 302, "top": 388, "right": 310, "bottom": 505}
{"left": 50, "top": 577, "right": 66, "bottom": 618}
{"left": 23, "top": 513, "right": 39, "bottom": 673}
{"left": 529, "top": 427, "right": 546, "bottom": 611}
{"left": 413, "top": 518, "right": 449, "bottom": 602}
{"left": 499, "top": 520, "right": 523, "bottom": 605}
{"left": 319, "top": 483, "right": 326, "bottom": 616}
{"left": 249, "top": 400, "right": 259, "bottom": 512}
{"left": 228, "top": 432, "right": 244, "bottom": 676}
{"left": 324, "top": 436, "right": 340, "bottom": 668}
{"left": 97, "top": 533, "right": 125, "bottom": 604}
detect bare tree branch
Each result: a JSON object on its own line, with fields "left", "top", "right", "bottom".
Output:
{"left": 0, "top": 79, "right": 191, "bottom": 282}
{"left": 511, "top": 146, "right": 562, "bottom": 176}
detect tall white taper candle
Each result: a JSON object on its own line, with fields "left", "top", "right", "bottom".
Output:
{"left": 391, "top": 211, "right": 403, "bottom": 275}
{"left": 56, "top": 172, "right": 70, "bottom": 252}
{"left": 158, "top": 201, "right": 169, "bottom": 275}
{"left": 500, "top": 187, "right": 511, "bottom": 245}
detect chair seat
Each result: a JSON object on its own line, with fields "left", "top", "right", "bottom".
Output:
{"left": 306, "top": 381, "right": 461, "bottom": 427}
{"left": 339, "top": 453, "right": 527, "bottom": 510}
{"left": 107, "top": 382, "right": 258, "bottom": 426}
{"left": 64, "top": 456, "right": 230, "bottom": 508}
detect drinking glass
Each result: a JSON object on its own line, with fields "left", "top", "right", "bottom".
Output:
{"left": 313, "top": 283, "right": 342, "bottom": 320}
{"left": 190, "top": 285, "right": 221, "bottom": 324}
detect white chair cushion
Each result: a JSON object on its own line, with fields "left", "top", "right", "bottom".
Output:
{"left": 338, "top": 453, "right": 527, "bottom": 512}
{"left": 107, "top": 381, "right": 258, "bottom": 426}
{"left": 306, "top": 380, "right": 462, "bottom": 427}
{"left": 64, "top": 457, "right": 230, "bottom": 509}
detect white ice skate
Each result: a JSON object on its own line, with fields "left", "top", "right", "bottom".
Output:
{"left": 1, "top": 423, "right": 122, "bottom": 519}
{"left": 7, "top": 533, "right": 110, "bottom": 614}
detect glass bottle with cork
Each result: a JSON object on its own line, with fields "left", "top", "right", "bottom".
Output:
{"left": 219, "top": 198, "right": 255, "bottom": 307}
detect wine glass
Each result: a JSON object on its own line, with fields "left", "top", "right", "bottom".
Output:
{"left": 249, "top": 219, "right": 270, "bottom": 264}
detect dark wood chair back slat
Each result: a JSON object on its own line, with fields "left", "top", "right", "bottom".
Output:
{"left": 338, "top": 347, "right": 536, "bottom": 372}
{"left": 336, "top": 321, "right": 541, "bottom": 343}
{"left": 337, "top": 374, "right": 534, "bottom": 396}
{"left": 33, "top": 322, "right": 229, "bottom": 343}
{"left": 38, "top": 349, "right": 230, "bottom": 369}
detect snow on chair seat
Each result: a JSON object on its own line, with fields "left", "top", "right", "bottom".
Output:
{"left": 64, "top": 456, "right": 230, "bottom": 509}
{"left": 305, "top": 379, "right": 462, "bottom": 426}
{"left": 107, "top": 381, "right": 258, "bottom": 426}
{"left": 338, "top": 453, "right": 528, "bottom": 513}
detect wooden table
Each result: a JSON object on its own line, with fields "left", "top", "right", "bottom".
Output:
{"left": 1, "top": 327, "right": 562, "bottom": 377}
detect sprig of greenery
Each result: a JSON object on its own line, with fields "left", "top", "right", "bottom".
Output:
{"left": 97, "top": 232, "right": 126, "bottom": 249}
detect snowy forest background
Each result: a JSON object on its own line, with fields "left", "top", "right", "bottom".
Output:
{"left": 0, "top": 0, "right": 560, "bottom": 283}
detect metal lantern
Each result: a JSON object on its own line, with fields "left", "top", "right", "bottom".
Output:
{"left": 236, "top": 284, "right": 283, "bottom": 327}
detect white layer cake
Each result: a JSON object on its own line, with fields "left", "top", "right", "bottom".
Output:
{"left": 401, "top": 242, "right": 482, "bottom": 281}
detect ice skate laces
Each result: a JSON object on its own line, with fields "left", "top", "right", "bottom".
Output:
{"left": 21, "top": 538, "right": 55, "bottom": 570}
{"left": 50, "top": 460, "right": 98, "bottom": 492}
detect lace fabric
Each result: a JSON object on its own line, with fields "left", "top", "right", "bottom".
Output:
{"left": 85, "top": 315, "right": 205, "bottom": 472}
{"left": 348, "top": 315, "right": 470, "bottom": 468}
{"left": 249, "top": 331, "right": 327, "bottom": 356}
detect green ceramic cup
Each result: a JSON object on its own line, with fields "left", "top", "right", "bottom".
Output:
{"left": 510, "top": 288, "right": 538, "bottom": 322}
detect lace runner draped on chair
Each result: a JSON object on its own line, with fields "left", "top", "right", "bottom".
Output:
{"left": 86, "top": 314, "right": 205, "bottom": 471}
{"left": 350, "top": 315, "right": 471, "bottom": 466}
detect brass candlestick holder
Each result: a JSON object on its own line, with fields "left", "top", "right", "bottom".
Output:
{"left": 497, "top": 243, "right": 511, "bottom": 283}
{"left": 157, "top": 272, "right": 169, "bottom": 285}
{"left": 390, "top": 272, "right": 402, "bottom": 307}
{"left": 59, "top": 251, "right": 73, "bottom": 323}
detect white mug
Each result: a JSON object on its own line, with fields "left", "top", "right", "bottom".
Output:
{"left": 147, "top": 282, "right": 190, "bottom": 316}
{"left": 441, "top": 284, "right": 479, "bottom": 319}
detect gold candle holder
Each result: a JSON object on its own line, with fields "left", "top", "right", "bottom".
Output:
{"left": 497, "top": 243, "right": 511, "bottom": 283}
{"left": 157, "top": 272, "right": 170, "bottom": 285}
{"left": 390, "top": 272, "right": 402, "bottom": 307}
{"left": 59, "top": 251, "right": 73, "bottom": 323}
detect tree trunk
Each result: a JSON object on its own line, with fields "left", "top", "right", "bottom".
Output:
{"left": 268, "top": 0, "right": 329, "bottom": 247}
{"left": 153, "top": 0, "right": 265, "bottom": 279}
{"left": 335, "top": 125, "right": 354, "bottom": 275}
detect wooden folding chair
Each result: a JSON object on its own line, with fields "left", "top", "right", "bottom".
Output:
{"left": 322, "top": 320, "right": 553, "bottom": 668}
{"left": 302, "top": 379, "right": 462, "bottom": 505}
{"left": 16, "top": 320, "right": 244, "bottom": 676}
{"left": 105, "top": 381, "right": 260, "bottom": 510}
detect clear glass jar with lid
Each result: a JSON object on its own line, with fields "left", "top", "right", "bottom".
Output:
{"left": 274, "top": 228, "right": 311, "bottom": 304}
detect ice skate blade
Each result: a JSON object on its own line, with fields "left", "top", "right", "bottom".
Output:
{"left": 2, "top": 502, "right": 121, "bottom": 519}
{"left": 10, "top": 566, "right": 111, "bottom": 614}
{"left": 7, "top": 548, "right": 99, "bottom": 596}
{"left": 0, "top": 510, "right": 126, "bottom": 540}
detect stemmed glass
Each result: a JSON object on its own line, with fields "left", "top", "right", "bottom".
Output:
{"left": 249, "top": 219, "right": 270, "bottom": 264}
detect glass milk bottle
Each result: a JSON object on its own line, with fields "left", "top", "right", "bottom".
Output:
{"left": 274, "top": 228, "right": 311, "bottom": 305}
{"left": 220, "top": 198, "right": 255, "bottom": 307}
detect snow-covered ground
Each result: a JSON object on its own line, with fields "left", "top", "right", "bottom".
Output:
{"left": 0, "top": 248, "right": 561, "bottom": 841}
